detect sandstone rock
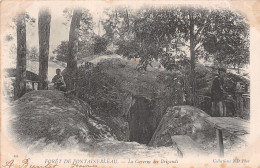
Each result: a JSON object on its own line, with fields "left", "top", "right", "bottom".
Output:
{"left": 8, "top": 90, "right": 114, "bottom": 151}
{"left": 148, "top": 105, "right": 215, "bottom": 147}
{"left": 98, "top": 116, "right": 130, "bottom": 141}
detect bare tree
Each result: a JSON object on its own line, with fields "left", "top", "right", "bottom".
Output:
{"left": 38, "top": 8, "right": 51, "bottom": 90}
{"left": 14, "top": 13, "right": 27, "bottom": 100}
{"left": 66, "top": 8, "right": 82, "bottom": 90}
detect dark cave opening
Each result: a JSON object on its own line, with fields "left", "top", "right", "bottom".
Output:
{"left": 127, "top": 96, "right": 158, "bottom": 145}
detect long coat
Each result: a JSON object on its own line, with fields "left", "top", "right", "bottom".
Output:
{"left": 211, "top": 75, "right": 225, "bottom": 101}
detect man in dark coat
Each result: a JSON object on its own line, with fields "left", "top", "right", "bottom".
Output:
{"left": 211, "top": 68, "right": 227, "bottom": 116}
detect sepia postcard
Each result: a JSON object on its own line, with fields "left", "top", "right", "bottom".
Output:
{"left": 1, "top": 0, "right": 260, "bottom": 167}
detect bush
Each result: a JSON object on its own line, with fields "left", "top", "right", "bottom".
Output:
{"left": 77, "top": 41, "right": 95, "bottom": 59}
{"left": 54, "top": 40, "right": 95, "bottom": 62}
{"left": 53, "top": 41, "right": 68, "bottom": 62}
{"left": 74, "top": 65, "right": 123, "bottom": 116}
{"left": 93, "top": 36, "right": 108, "bottom": 54}
{"left": 115, "top": 39, "right": 140, "bottom": 59}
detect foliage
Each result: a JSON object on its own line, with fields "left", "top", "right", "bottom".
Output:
{"left": 11, "top": 12, "right": 36, "bottom": 28}
{"left": 5, "top": 12, "right": 36, "bottom": 63}
{"left": 77, "top": 40, "right": 95, "bottom": 59}
{"left": 27, "top": 46, "right": 39, "bottom": 60}
{"left": 202, "top": 9, "right": 249, "bottom": 69}
{"left": 102, "top": 8, "right": 120, "bottom": 43}
{"left": 93, "top": 36, "right": 109, "bottom": 54}
{"left": 58, "top": 8, "right": 96, "bottom": 66}
{"left": 102, "top": 6, "right": 249, "bottom": 105}
{"left": 53, "top": 40, "right": 95, "bottom": 62}
{"left": 115, "top": 39, "right": 140, "bottom": 59}
{"left": 103, "top": 7, "right": 249, "bottom": 71}
{"left": 53, "top": 41, "right": 69, "bottom": 62}
{"left": 102, "top": 7, "right": 137, "bottom": 50}
{"left": 74, "top": 58, "right": 185, "bottom": 117}
{"left": 76, "top": 64, "right": 123, "bottom": 116}
{"left": 63, "top": 8, "right": 94, "bottom": 42}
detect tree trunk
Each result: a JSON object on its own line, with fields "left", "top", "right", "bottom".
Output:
{"left": 125, "top": 9, "right": 130, "bottom": 32}
{"left": 14, "top": 13, "right": 27, "bottom": 100}
{"left": 67, "top": 8, "right": 82, "bottom": 90}
{"left": 38, "top": 8, "right": 51, "bottom": 90}
{"left": 189, "top": 11, "right": 197, "bottom": 106}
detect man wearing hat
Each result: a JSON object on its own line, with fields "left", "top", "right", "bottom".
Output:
{"left": 211, "top": 67, "right": 227, "bottom": 117}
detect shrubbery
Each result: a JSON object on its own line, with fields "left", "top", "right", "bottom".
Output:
{"left": 54, "top": 36, "right": 111, "bottom": 63}
{"left": 75, "top": 64, "right": 123, "bottom": 116}
{"left": 93, "top": 36, "right": 109, "bottom": 55}
{"left": 53, "top": 40, "right": 95, "bottom": 62}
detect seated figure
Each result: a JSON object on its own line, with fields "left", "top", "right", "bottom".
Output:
{"left": 51, "top": 69, "right": 66, "bottom": 92}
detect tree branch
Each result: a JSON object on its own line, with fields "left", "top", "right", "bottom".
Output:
{"left": 175, "top": 42, "right": 190, "bottom": 48}
{"left": 194, "top": 43, "right": 203, "bottom": 52}
{"left": 194, "top": 26, "right": 204, "bottom": 38}
{"left": 194, "top": 12, "right": 210, "bottom": 45}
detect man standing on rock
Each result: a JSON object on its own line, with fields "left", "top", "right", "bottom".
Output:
{"left": 51, "top": 69, "right": 66, "bottom": 92}
{"left": 211, "top": 68, "right": 227, "bottom": 117}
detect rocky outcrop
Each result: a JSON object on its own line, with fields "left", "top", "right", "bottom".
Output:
{"left": 149, "top": 105, "right": 215, "bottom": 147}
{"left": 98, "top": 116, "right": 130, "bottom": 141}
{"left": 8, "top": 90, "right": 114, "bottom": 151}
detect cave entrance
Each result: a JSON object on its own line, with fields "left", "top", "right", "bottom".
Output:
{"left": 128, "top": 96, "right": 157, "bottom": 145}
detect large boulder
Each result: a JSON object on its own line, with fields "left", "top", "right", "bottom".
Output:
{"left": 98, "top": 116, "right": 130, "bottom": 141}
{"left": 148, "top": 105, "right": 248, "bottom": 156}
{"left": 148, "top": 105, "right": 215, "bottom": 147}
{"left": 8, "top": 90, "right": 114, "bottom": 151}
